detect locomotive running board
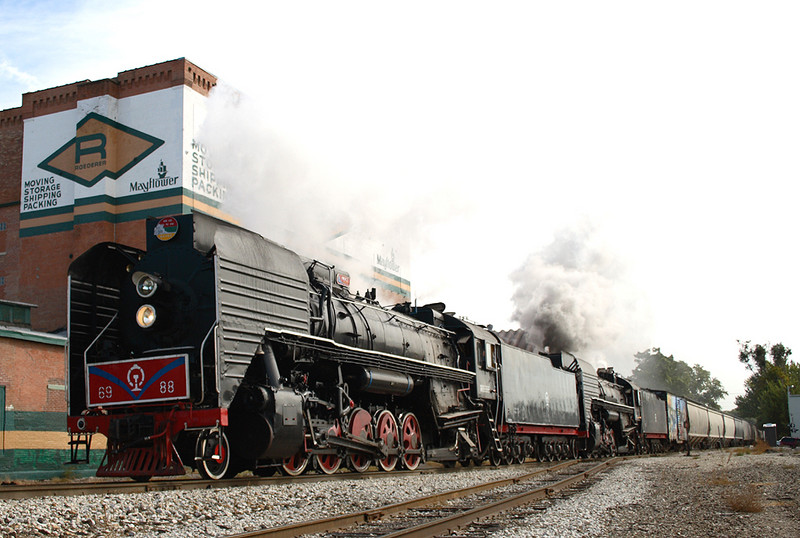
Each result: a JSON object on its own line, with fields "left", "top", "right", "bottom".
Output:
{"left": 437, "top": 409, "right": 483, "bottom": 430}
{"left": 264, "top": 329, "right": 475, "bottom": 384}
{"left": 590, "top": 397, "right": 636, "bottom": 414}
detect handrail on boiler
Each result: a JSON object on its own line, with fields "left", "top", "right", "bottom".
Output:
{"left": 82, "top": 312, "right": 119, "bottom": 405}
{"left": 83, "top": 312, "right": 119, "bottom": 368}
{"left": 197, "top": 320, "right": 218, "bottom": 406}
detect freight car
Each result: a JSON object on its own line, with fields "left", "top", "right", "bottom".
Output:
{"left": 65, "top": 213, "right": 756, "bottom": 480}
{"left": 638, "top": 390, "right": 688, "bottom": 452}
{"left": 635, "top": 389, "right": 757, "bottom": 452}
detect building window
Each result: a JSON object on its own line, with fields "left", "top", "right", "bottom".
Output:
{"left": 0, "top": 222, "right": 6, "bottom": 231}
{"left": 0, "top": 302, "right": 31, "bottom": 326}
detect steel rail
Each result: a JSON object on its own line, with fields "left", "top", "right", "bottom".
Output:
{"left": 0, "top": 470, "right": 415, "bottom": 500}
{"left": 0, "top": 462, "right": 502, "bottom": 500}
{"left": 0, "top": 476, "right": 267, "bottom": 500}
{"left": 383, "top": 458, "right": 620, "bottom": 538}
{"left": 225, "top": 459, "right": 584, "bottom": 538}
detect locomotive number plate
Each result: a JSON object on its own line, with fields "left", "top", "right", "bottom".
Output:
{"left": 87, "top": 355, "right": 189, "bottom": 407}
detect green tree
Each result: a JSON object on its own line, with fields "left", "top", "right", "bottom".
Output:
{"left": 631, "top": 348, "right": 727, "bottom": 409}
{"left": 734, "top": 341, "right": 799, "bottom": 436}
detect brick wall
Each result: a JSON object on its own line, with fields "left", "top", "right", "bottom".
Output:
{"left": 0, "top": 336, "right": 65, "bottom": 413}
{"left": 0, "top": 109, "right": 23, "bottom": 303}
{"left": 0, "top": 206, "right": 20, "bottom": 299}
{"left": 0, "top": 109, "right": 23, "bottom": 202}
{"left": 0, "top": 58, "right": 216, "bottom": 333}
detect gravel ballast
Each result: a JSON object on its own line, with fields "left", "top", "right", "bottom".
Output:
{"left": 495, "top": 448, "right": 799, "bottom": 537}
{"left": 1, "top": 448, "right": 797, "bottom": 537}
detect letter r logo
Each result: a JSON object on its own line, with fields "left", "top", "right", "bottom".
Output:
{"left": 75, "top": 133, "right": 107, "bottom": 163}
{"left": 39, "top": 113, "right": 164, "bottom": 187}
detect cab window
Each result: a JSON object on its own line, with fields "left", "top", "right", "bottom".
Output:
{"left": 489, "top": 343, "right": 499, "bottom": 368}
{"left": 476, "top": 339, "right": 487, "bottom": 368}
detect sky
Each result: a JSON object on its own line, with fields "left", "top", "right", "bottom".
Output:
{"left": 2, "top": 1, "right": 798, "bottom": 410}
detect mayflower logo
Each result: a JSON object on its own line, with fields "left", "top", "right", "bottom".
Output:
{"left": 129, "top": 160, "right": 180, "bottom": 193}
{"left": 38, "top": 113, "right": 164, "bottom": 187}
{"left": 377, "top": 249, "right": 401, "bottom": 272}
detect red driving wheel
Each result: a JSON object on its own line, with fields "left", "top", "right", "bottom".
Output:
{"left": 400, "top": 413, "right": 422, "bottom": 471}
{"left": 314, "top": 423, "right": 343, "bottom": 475}
{"left": 281, "top": 448, "right": 310, "bottom": 476}
{"left": 348, "top": 408, "right": 373, "bottom": 473}
{"left": 374, "top": 410, "right": 399, "bottom": 472}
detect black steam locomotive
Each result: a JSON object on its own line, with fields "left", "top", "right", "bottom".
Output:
{"left": 66, "top": 213, "right": 756, "bottom": 480}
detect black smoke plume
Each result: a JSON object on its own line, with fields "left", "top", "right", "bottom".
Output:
{"left": 509, "top": 220, "right": 650, "bottom": 368}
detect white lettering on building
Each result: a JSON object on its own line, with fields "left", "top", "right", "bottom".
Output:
{"left": 191, "top": 140, "right": 226, "bottom": 202}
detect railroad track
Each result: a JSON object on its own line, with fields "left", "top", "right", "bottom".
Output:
{"left": 0, "top": 461, "right": 556, "bottom": 500}
{"left": 0, "top": 466, "right": 454, "bottom": 500}
{"left": 226, "top": 458, "right": 622, "bottom": 538}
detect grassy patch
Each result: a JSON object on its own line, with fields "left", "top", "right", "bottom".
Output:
{"left": 52, "top": 468, "right": 77, "bottom": 482}
{"left": 724, "top": 484, "right": 764, "bottom": 513}
{"left": 732, "top": 439, "right": 770, "bottom": 456}
{"left": 708, "top": 473, "right": 734, "bottom": 486}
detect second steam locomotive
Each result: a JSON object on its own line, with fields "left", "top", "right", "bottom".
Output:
{"left": 66, "top": 213, "right": 756, "bottom": 479}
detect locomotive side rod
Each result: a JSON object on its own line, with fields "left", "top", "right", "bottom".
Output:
{"left": 325, "top": 432, "right": 395, "bottom": 457}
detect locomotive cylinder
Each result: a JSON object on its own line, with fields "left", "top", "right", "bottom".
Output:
{"left": 356, "top": 367, "right": 414, "bottom": 396}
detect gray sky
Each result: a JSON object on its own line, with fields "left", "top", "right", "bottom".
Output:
{"left": 2, "top": 1, "right": 798, "bottom": 409}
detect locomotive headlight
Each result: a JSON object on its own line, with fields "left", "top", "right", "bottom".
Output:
{"left": 136, "top": 304, "right": 157, "bottom": 328}
{"left": 134, "top": 273, "right": 159, "bottom": 298}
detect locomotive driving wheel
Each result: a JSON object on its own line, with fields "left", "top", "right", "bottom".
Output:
{"left": 314, "top": 423, "right": 343, "bottom": 475}
{"left": 281, "top": 450, "right": 310, "bottom": 476}
{"left": 197, "top": 429, "right": 232, "bottom": 480}
{"left": 374, "top": 410, "right": 399, "bottom": 472}
{"left": 399, "top": 413, "right": 423, "bottom": 471}
{"left": 347, "top": 408, "right": 374, "bottom": 473}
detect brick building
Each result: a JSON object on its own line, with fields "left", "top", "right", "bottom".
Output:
{"left": 0, "top": 58, "right": 229, "bottom": 333}
{"left": 0, "top": 324, "right": 95, "bottom": 479}
{"left": 0, "top": 58, "right": 228, "bottom": 478}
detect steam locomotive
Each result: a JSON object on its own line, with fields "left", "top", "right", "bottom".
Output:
{"left": 66, "top": 213, "right": 756, "bottom": 480}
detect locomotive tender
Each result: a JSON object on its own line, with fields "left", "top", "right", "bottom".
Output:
{"left": 66, "top": 213, "right": 756, "bottom": 480}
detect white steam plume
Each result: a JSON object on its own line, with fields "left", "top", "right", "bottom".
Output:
{"left": 195, "top": 83, "right": 473, "bottom": 301}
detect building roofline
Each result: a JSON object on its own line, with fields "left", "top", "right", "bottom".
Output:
{"left": 1, "top": 58, "right": 217, "bottom": 119}
{"left": 0, "top": 325, "right": 66, "bottom": 346}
